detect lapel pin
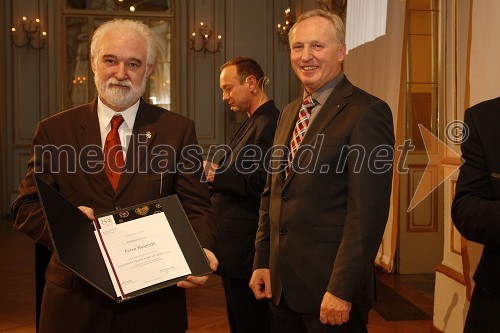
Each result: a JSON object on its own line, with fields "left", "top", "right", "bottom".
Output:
{"left": 146, "top": 131, "right": 152, "bottom": 140}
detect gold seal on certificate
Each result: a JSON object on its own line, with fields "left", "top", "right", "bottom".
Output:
{"left": 134, "top": 205, "right": 149, "bottom": 216}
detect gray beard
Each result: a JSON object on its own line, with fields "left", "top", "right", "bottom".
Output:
{"left": 95, "top": 75, "right": 147, "bottom": 110}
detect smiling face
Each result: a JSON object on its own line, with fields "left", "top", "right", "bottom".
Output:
{"left": 91, "top": 27, "right": 153, "bottom": 111}
{"left": 289, "top": 16, "right": 346, "bottom": 94}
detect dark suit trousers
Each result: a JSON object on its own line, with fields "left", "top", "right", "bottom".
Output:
{"left": 221, "top": 276, "right": 271, "bottom": 333}
{"left": 39, "top": 272, "right": 188, "bottom": 333}
{"left": 270, "top": 294, "right": 368, "bottom": 333}
{"left": 464, "top": 285, "right": 500, "bottom": 333}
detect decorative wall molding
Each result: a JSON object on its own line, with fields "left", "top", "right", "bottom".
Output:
{"left": 435, "top": 263, "right": 465, "bottom": 285}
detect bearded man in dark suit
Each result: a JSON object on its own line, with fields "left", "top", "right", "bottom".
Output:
{"left": 11, "top": 18, "right": 217, "bottom": 333}
{"left": 452, "top": 97, "right": 500, "bottom": 333}
{"left": 249, "top": 9, "right": 394, "bottom": 333}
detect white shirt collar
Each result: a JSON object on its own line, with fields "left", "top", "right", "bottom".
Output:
{"left": 97, "top": 97, "right": 140, "bottom": 131}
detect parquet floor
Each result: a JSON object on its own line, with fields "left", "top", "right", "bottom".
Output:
{"left": 0, "top": 217, "right": 433, "bottom": 333}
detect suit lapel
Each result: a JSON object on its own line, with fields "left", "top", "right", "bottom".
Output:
{"left": 216, "top": 117, "right": 254, "bottom": 167}
{"left": 284, "top": 78, "right": 353, "bottom": 185}
{"left": 229, "top": 116, "right": 254, "bottom": 150}
{"left": 300, "top": 80, "right": 352, "bottom": 147}
{"left": 115, "top": 100, "right": 158, "bottom": 196}
{"left": 279, "top": 99, "right": 303, "bottom": 148}
{"left": 76, "top": 100, "right": 116, "bottom": 196}
{"left": 274, "top": 98, "right": 302, "bottom": 185}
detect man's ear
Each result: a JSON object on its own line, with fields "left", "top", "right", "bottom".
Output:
{"left": 338, "top": 43, "right": 347, "bottom": 62}
{"left": 90, "top": 57, "right": 96, "bottom": 73}
{"left": 245, "top": 75, "right": 257, "bottom": 92}
{"left": 146, "top": 64, "right": 154, "bottom": 78}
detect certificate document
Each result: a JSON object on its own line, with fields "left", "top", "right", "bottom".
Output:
{"left": 34, "top": 174, "right": 211, "bottom": 303}
{"left": 94, "top": 208, "right": 191, "bottom": 299}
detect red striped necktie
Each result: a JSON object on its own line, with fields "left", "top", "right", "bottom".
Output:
{"left": 286, "top": 95, "right": 318, "bottom": 177}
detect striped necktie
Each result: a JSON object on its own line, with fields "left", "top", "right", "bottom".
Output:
{"left": 286, "top": 95, "right": 318, "bottom": 177}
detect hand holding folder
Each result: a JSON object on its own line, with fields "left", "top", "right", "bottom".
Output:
{"left": 34, "top": 174, "right": 213, "bottom": 302}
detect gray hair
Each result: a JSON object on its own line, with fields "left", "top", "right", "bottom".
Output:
{"left": 90, "top": 18, "right": 158, "bottom": 66}
{"left": 289, "top": 9, "right": 345, "bottom": 45}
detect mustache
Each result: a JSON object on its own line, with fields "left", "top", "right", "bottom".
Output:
{"left": 106, "top": 78, "right": 132, "bottom": 89}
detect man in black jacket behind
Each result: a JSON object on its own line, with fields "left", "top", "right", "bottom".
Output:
{"left": 203, "top": 57, "right": 278, "bottom": 333}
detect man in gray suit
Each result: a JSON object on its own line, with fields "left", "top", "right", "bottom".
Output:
{"left": 249, "top": 9, "right": 394, "bottom": 332}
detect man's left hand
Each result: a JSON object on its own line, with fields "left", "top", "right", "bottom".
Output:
{"left": 319, "top": 291, "right": 352, "bottom": 325}
{"left": 176, "top": 248, "right": 218, "bottom": 289}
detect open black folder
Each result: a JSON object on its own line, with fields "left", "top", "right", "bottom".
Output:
{"left": 33, "top": 174, "right": 212, "bottom": 303}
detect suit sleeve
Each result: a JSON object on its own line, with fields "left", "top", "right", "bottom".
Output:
{"left": 175, "top": 120, "right": 217, "bottom": 251}
{"left": 452, "top": 108, "right": 500, "bottom": 246}
{"left": 253, "top": 170, "right": 272, "bottom": 269}
{"left": 11, "top": 121, "right": 54, "bottom": 249}
{"left": 211, "top": 118, "right": 276, "bottom": 199}
{"left": 329, "top": 99, "right": 394, "bottom": 304}
{"left": 253, "top": 109, "right": 285, "bottom": 270}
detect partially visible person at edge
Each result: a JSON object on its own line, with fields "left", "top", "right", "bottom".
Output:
{"left": 249, "top": 9, "right": 395, "bottom": 333}
{"left": 203, "top": 56, "right": 278, "bottom": 333}
{"left": 11, "top": 18, "right": 218, "bottom": 333}
{"left": 452, "top": 96, "right": 500, "bottom": 333}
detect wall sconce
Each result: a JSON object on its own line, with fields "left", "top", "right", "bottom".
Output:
{"left": 11, "top": 16, "right": 47, "bottom": 50}
{"left": 72, "top": 76, "right": 86, "bottom": 85}
{"left": 190, "top": 21, "right": 222, "bottom": 54}
{"left": 276, "top": 8, "right": 294, "bottom": 45}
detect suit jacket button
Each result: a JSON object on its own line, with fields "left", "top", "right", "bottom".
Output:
{"left": 279, "top": 228, "right": 287, "bottom": 235}
{"left": 282, "top": 196, "right": 288, "bottom": 202}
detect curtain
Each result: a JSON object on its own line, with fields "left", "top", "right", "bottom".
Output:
{"left": 343, "top": 0, "right": 406, "bottom": 272}
{"left": 345, "top": 0, "right": 388, "bottom": 53}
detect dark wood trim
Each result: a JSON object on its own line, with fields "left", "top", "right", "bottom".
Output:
{"left": 430, "top": 324, "right": 443, "bottom": 333}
